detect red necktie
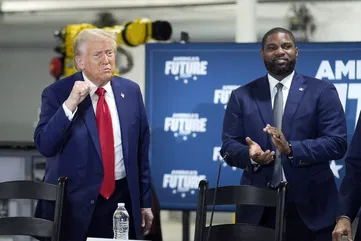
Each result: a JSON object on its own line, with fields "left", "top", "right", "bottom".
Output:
{"left": 95, "top": 88, "right": 115, "bottom": 199}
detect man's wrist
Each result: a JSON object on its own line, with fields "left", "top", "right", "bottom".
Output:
{"left": 64, "top": 99, "right": 77, "bottom": 113}
{"left": 286, "top": 142, "right": 293, "bottom": 158}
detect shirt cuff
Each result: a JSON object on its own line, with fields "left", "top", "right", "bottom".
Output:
{"left": 250, "top": 158, "right": 260, "bottom": 171}
{"left": 62, "top": 102, "right": 77, "bottom": 121}
{"left": 337, "top": 215, "right": 351, "bottom": 222}
{"left": 250, "top": 158, "right": 258, "bottom": 165}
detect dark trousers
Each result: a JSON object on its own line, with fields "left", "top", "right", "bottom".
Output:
{"left": 86, "top": 178, "right": 136, "bottom": 239}
{"left": 260, "top": 204, "right": 333, "bottom": 241}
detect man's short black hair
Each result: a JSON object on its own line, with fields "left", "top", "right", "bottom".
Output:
{"left": 261, "top": 27, "right": 296, "bottom": 50}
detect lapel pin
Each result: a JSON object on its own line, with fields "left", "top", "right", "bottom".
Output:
{"left": 299, "top": 87, "right": 304, "bottom": 92}
{"left": 120, "top": 92, "right": 125, "bottom": 98}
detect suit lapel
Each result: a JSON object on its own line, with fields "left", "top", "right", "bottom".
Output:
{"left": 81, "top": 97, "right": 102, "bottom": 160}
{"left": 282, "top": 73, "right": 307, "bottom": 139}
{"left": 76, "top": 72, "right": 102, "bottom": 161}
{"left": 252, "top": 76, "right": 274, "bottom": 127}
{"left": 111, "top": 78, "right": 129, "bottom": 165}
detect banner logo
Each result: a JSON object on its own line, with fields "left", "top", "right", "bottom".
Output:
{"left": 162, "top": 170, "right": 206, "bottom": 198}
{"left": 316, "top": 60, "right": 361, "bottom": 80}
{"left": 164, "top": 113, "right": 207, "bottom": 141}
{"left": 214, "top": 85, "right": 240, "bottom": 109}
{"left": 164, "top": 56, "right": 208, "bottom": 84}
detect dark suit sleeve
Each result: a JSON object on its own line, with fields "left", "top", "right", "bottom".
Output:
{"left": 338, "top": 111, "right": 361, "bottom": 221}
{"left": 221, "top": 91, "right": 253, "bottom": 171}
{"left": 289, "top": 83, "right": 347, "bottom": 165}
{"left": 137, "top": 86, "right": 152, "bottom": 208}
{"left": 34, "top": 86, "right": 72, "bottom": 157}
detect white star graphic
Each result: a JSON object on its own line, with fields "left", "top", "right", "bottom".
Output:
{"left": 329, "top": 160, "right": 343, "bottom": 179}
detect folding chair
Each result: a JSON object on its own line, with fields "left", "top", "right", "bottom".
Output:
{"left": 194, "top": 179, "right": 287, "bottom": 241}
{"left": 0, "top": 177, "right": 67, "bottom": 241}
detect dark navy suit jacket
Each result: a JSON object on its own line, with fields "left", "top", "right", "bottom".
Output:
{"left": 221, "top": 72, "right": 347, "bottom": 231}
{"left": 338, "top": 111, "right": 361, "bottom": 222}
{"left": 33, "top": 72, "right": 151, "bottom": 241}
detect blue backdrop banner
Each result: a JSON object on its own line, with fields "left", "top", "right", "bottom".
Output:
{"left": 145, "top": 42, "right": 361, "bottom": 211}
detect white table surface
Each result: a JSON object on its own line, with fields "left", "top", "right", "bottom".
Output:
{"left": 87, "top": 238, "right": 147, "bottom": 241}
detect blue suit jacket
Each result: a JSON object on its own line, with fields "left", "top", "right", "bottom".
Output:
{"left": 338, "top": 111, "right": 361, "bottom": 222}
{"left": 33, "top": 72, "right": 151, "bottom": 241}
{"left": 221, "top": 73, "right": 347, "bottom": 231}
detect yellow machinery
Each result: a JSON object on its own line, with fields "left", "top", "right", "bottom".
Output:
{"left": 50, "top": 18, "right": 172, "bottom": 79}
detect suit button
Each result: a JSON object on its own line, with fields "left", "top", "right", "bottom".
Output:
{"left": 90, "top": 200, "right": 95, "bottom": 204}
{"left": 60, "top": 128, "right": 65, "bottom": 133}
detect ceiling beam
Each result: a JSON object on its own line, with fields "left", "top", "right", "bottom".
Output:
{"left": 0, "top": 0, "right": 359, "bottom": 13}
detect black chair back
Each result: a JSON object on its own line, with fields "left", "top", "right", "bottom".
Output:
{"left": 194, "top": 179, "right": 287, "bottom": 241}
{"left": 0, "top": 176, "right": 67, "bottom": 241}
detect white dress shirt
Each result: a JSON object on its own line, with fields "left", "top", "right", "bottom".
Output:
{"left": 268, "top": 71, "right": 294, "bottom": 112}
{"left": 251, "top": 71, "right": 295, "bottom": 181}
{"left": 62, "top": 73, "right": 126, "bottom": 180}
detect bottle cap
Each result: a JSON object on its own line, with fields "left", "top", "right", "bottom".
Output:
{"left": 117, "top": 203, "right": 125, "bottom": 207}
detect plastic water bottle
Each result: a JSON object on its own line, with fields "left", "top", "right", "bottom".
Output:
{"left": 113, "top": 203, "right": 129, "bottom": 240}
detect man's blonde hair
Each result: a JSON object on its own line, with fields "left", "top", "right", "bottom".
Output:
{"left": 73, "top": 28, "right": 117, "bottom": 70}
{"left": 74, "top": 28, "right": 117, "bottom": 55}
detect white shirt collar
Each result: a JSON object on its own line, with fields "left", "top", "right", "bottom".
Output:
{"left": 267, "top": 70, "right": 295, "bottom": 90}
{"left": 82, "top": 72, "right": 113, "bottom": 98}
